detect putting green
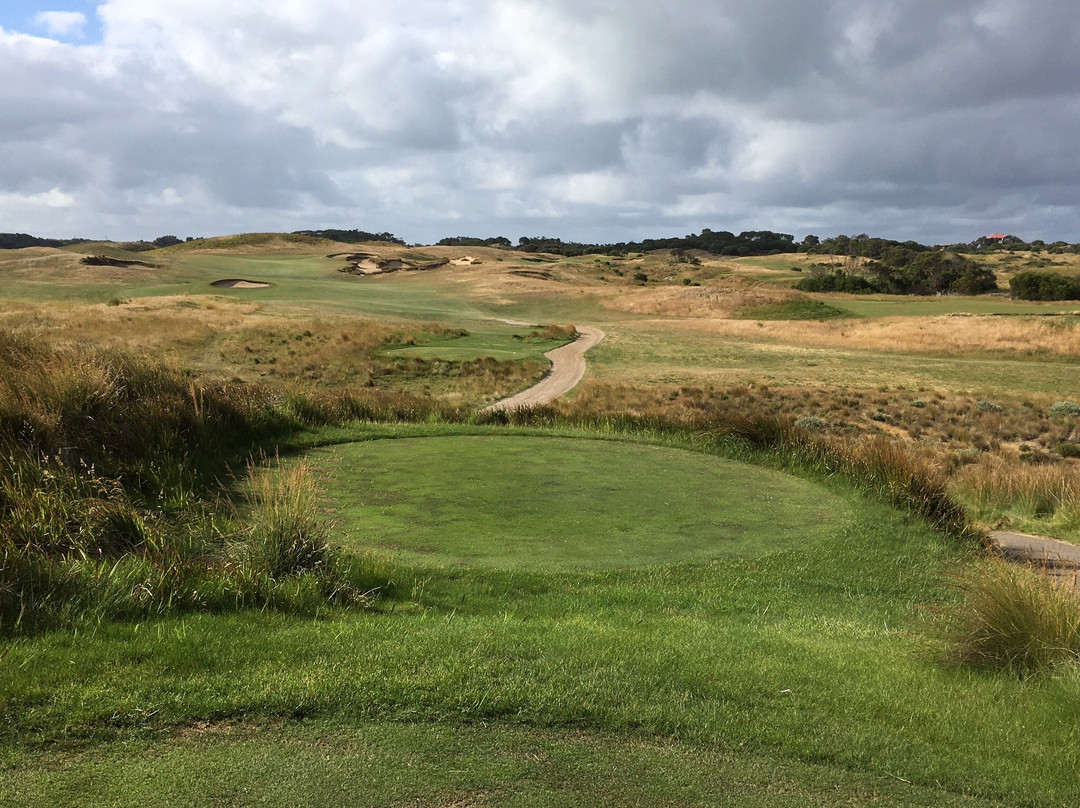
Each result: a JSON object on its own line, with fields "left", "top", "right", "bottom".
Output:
{"left": 316, "top": 435, "right": 851, "bottom": 570}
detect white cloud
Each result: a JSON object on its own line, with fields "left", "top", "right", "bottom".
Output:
{"left": 0, "top": 1, "right": 1079, "bottom": 243}
{"left": 33, "top": 11, "right": 87, "bottom": 38}
{"left": 0, "top": 186, "right": 76, "bottom": 215}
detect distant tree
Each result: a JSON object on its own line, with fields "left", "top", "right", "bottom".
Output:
{"left": 0, "top": 232, "right": 91, "bottom": 250}
{"left": 437, "top": 236, "right": 513, "bottom": 248}
{"left": 292, "top": 229, "right": 405, "bottom": 245}
{"left": 1010, "top": 271, "right": 1080, "bottom": 301}
{"left": 152, "top": 235, "right": 182, "bottom": 247}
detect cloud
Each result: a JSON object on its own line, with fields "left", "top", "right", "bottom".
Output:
{"left": 0, "top": 1, "right": 1079, "bottom": 243}
{"left": 0, "top": 187, "right": 75, "bottom": 208}
{"left": 33, "top": 11, "right": 87, "bottom": 38}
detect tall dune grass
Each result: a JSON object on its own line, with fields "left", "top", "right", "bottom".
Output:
{"left": 952, "top": 457, "right": 1080, "bottom": 531}
{"left": 0, "top": 331, "right": 419, "bottom": 635}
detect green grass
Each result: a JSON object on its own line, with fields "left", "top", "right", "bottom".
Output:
{"left": 7, "top": 242, "right": 1080, "bottom": 803}
{"left": 316, "top": 434, "right": 851, "bottom": 569}
{"left": 378, "top": 326, "right": 568, "bottom": 363}
{"left": 2, "top": 485, "right": 1079, "bottom": 804}
{"left": 741, "top": 299, "right": 855, "bottom": 320}
{"left": 3, "top": 422, "right": 1080, "bottom": 804}
{"left": 0, "top": 721, "right": 1011, "bottom": 807}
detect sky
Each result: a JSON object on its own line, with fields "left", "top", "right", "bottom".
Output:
{"left": 1, "top": 1, "right": 1079, "bottom": 245}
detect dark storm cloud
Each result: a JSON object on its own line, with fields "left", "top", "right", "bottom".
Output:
{"left": 2, "top": 1, "right": 1079, "bottom": 242}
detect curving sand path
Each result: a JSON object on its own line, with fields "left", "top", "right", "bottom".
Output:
{"left": 483, "top": 326, "right": 605, "bottom": 412}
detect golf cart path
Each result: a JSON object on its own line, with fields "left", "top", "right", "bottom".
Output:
{"left": 483, "top": 326, "right": 605, "bottom": 412}
{"left": 990, "top": 530, "right": 1080, "bottom": 586}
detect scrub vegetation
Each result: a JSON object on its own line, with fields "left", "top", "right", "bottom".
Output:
{"left": 2, "top": 234, "right": 1080, "bottom": 805}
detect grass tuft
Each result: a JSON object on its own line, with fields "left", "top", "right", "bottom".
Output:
{"left": 236, "top": 460, "right": 333, "bottom": 579}
{"left": 939, "top": 559, "right": 1080, "bottom": 672}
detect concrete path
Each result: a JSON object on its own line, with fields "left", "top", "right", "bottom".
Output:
{"left": 989, "top": 530, "right": 1080, "bottom": 587}
{"left": 483, "top": 326, "right": 605, "bottom": 412}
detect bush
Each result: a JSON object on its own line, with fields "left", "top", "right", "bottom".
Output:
{"left": 976, "top": 400, "right": 1004, "bottom": 413}
{"left": 1050, "top": 401, "right": 1080, "bottom": 417}
{"left": 1010, "top": 271, "right": 1080, "bottom": 301}
{"left": 795, "top": 270, "right": 877, "bottom": 294}
{"left": 794, "top": 415, "right": 825, "bottom": 431}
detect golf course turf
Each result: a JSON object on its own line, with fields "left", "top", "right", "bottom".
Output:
{"left": 5, "top": 425, "right": 1079, "bottom": 806}
{"left": 315, "top": 434, "right": 853, "bottom": 570}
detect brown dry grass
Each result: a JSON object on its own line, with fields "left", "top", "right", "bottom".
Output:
{"left": 0, "top": 247, "right": 161, "bottom": 285}
{"left": 565, "top": 380, "right": 1080, "bottom": 458}
{"left": 0, "top": 297, "right": 543, "bottom": 403}
{"left": 593, "top": 278, "right": 797, "bottom": 318}
{"left": 954, "top": 456, "right": 1080, "bottom": 529}
{"left": 639, "top": 311, "right": 1080, "bottom": 358}
{"left": 619, "top": 305, "right": 1080, "bottom": 358}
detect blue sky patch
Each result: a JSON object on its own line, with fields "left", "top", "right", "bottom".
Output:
{"left": 0, "top": 1, "right": 103, "bottom": 43}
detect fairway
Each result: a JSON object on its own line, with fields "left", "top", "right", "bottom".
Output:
{"left": 316, "top": 435, "right": 851, "bottom": 569}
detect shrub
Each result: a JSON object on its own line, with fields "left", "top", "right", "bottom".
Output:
{"left": 0, "top": 331, "right": 399, "bottom": 634}
{"left": 795, "top": 270, "right": 877, "bottom": 294}
{"left": 794, "top": 415, "right": 825, "bottom": 431}
{"left": 1010, "top": 270, "right": 1080, "bottom": 301}
{"left": 976, "top": 400, "right": 1004, "bottom": 413}
{"left": 1050, "top": 401, "right": 1080, "bottom": 417}
{"left": 1057, "top": 442, "right": 1080, "bottom": 459}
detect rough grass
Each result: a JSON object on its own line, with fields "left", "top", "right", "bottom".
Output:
{"left": 937, "top": 559, "right": 1080, "bottom": 672}
{"left": 0, "top": 300, "right": 554, "bottom": 404}
{"left": 3, "top": 492, "right": 1080, "bottom": 805}
{"left": 740, "top": 298, "right": 854, "bottom": 320}
{"left": 953, "top": 458, "right": 1080, "bottom": 538}
{"left": 0, "top": 331, "right": 446, "bottom": 634}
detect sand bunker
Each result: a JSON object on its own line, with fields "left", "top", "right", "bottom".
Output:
{"left": 211, "top": 278, "right": 273, "bottom": 289}
{"left": 340, "top": 256, "right": 450, "bottom": 276}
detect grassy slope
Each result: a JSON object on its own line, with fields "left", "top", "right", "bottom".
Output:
{"left": 2, "top": 426, "right": 1080, "bottom": 805}
{"left": 589, "top": 323, "right": 1080, "bottom": 398}
{"left": 6, "top": 243, "right": 1078, "bottom": 398}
